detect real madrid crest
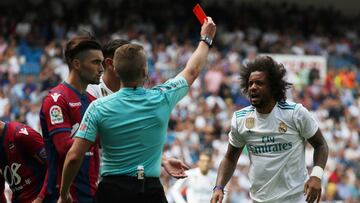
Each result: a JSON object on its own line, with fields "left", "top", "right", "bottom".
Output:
{"left": 245, "top": 117, "right": 255, "bottom": 129}
{"left": 278, "top": 121, "right": 287, "bottom": 134}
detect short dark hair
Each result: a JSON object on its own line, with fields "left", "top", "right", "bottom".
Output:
{"left": 113, "top": 44, "right": 147, "bottom": 83}
{"left": 102, "top": 39, "right": 130, "bottom": 59}
{"left": 239, "top": 56, "right": 293, "bottom": 102}
{"left": 64, "top": 34, "right": 102, "bottom": 66}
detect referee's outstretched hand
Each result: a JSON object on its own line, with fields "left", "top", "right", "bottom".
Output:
{"left": 200, "top": 17, "right": 216, "bottom": 39}
{"left": 162, "top": 157, "right": 190, "bottom": 179}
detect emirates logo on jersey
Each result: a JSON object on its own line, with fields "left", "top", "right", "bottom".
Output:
{"left": 278, "top": 121, "right": 287, "bottom": 134}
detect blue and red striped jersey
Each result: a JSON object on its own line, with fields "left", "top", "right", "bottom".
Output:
{"left": 0, "top": 121, "right": 47, "bottom": 203}
{"left": 40, "top": 82, "right": 99, "bottom": 203}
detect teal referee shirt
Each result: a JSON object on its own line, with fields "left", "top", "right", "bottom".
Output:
{"left": 75, "top": 76, "right": 189, "bottom": 177}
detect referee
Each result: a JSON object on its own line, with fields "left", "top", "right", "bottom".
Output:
{"left": 57, "top": 17, "right": 216, "bottom": 203}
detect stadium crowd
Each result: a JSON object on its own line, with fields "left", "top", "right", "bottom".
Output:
{"left": 0, "top": 0, "right": 359, "bottom": 202}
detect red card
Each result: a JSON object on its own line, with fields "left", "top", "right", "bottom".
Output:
{"left": 193, "top": 4, "right": 207, "bottom": 24}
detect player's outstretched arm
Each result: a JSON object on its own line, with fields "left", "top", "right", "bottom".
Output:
{"left": 178, "top": 17, "right": 216, "bottom": 86}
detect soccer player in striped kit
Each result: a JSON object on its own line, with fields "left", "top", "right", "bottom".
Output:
{"left": 0, "top": 120, "right": 47, "bottom": 203}
{"left": 40, "top": 34, "right": 103, "bottom": 203}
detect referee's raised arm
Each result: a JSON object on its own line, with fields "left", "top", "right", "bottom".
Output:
{"left": 178, "top": 17, "right": 216, "bottom": 86}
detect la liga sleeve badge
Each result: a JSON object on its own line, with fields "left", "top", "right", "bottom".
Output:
{"left": 50, "top": 105, "right": 64, "bottom": 125}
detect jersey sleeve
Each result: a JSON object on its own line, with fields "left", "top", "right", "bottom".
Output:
{"left": 228, "top": 112, "right": 245, "bottom": 148}
{"left": 170, "top": 176, "right": 187, "bottom": 203}
{"left": 293, "top": 104, "right": 319, "bottom": 140}
{"left": 153, "top": 76, "right": 189, "bottom": 109}
{"left": 41, "top": 93, "right": 72, "bottom": 136}
{"left": 15, "top": 125, "right": 47, "bottom": 161}
{"left": 75, "top": 102, "right": 99, "bottom": 143}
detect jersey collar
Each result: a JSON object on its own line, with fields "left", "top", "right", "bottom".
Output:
{"left": 62, "top": 81, "right": 87, "bottom": 98}
{"left": 118, "top": 87, "right": 146, "bottom": 95}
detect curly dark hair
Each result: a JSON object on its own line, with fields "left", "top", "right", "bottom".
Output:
{"left": 239, "top": 56, "right": 293, "bottom": 102}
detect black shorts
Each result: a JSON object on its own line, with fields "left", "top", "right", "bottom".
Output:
{"left": 95, "top": 175, "right": 168, "bottom": 203}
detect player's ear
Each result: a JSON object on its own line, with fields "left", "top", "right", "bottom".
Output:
{"left": 71, "top": 59, "right": 81, "bottom": 71}
{"left": 105, "top": 58, "right": 113, "bottom": 68}
{"left": 143, "top": 64, "right": 148, "bottom": 76}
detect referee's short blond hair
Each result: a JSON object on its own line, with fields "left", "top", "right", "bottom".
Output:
{"left": 113, "top": 44, "right": 147, "bottom": 83}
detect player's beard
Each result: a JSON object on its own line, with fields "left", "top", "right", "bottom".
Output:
{"left": 89, "top": 76, "right": 101, "bottom": 85}
{"left": 80, "top": 70, "right": 101, "bottom": 85}
{"left": 250, "top": 95, "right": 266, "bottom": 108}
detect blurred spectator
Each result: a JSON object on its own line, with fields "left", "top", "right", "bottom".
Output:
{"left": 0, "top": 87, "right": 10, "bottom": 121}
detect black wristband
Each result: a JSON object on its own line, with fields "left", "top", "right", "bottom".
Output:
{"left": 200, "top": 35, "right": 213, "bottom": 47}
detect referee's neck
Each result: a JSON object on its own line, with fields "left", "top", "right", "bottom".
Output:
{"left": 121, "top": 81, "right": 142, "bottom": 89}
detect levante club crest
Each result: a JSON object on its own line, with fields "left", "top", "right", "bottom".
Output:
{"left": 278, "top": 121, "right": 287, "bottom": 134}
{"left": 245, "top": 117, "right": 255, "bottom": 129}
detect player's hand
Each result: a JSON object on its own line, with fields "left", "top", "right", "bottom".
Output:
{"left": 162, "top": 157, "right": 189, "bottom": 179}
{"left": 200, "top": 17, "right": 216, "bottom": 39}
{"left": 211, "top": 189, "right": 224, "bottom": 203}
{"left": 304, "top": 176, "right": 322, "bottom": 203}
{"left": 57, "top": 194, "right": 72, "bottom": 203}
{"left": 31, "top": 197, "right": 43, "bottom": 203}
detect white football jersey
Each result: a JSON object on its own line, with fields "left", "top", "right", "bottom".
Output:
{"left": 87, "top": 78, "right": 114, "bottom": 98}
{"left": 229, "top": 101, "right": 318, "bottom": 203}
{"left": 171, "top": 168, "right": 217, "bottom": 203}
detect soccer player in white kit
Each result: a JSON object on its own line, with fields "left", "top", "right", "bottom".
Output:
{"left": 87, "top": 39, "right": 190, "bottom": 179}
{"left": 211, "top": 56, "right": 328, "bottom": 203}
{"left": 171, "top": 151, "right": 217, "bottom": 203}
{"left": 87, "top": 39, "right": 129, "bottom": 98}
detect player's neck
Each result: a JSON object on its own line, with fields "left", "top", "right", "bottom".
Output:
{"left": 256, "top": 99, "right": 276, "bottom": 114}
{"left": 66, "top": 72, "right": 88, "bottom": 94}
{"left": 102, "top": 72, "right": 120, "bottom": 92}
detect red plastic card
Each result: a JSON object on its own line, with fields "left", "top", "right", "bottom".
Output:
{"left": 193, "top": 4, "right": 207, "bottom": 24}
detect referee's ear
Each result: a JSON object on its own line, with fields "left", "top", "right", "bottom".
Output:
{"left": 113, "top": 66, "right": 120, "bottom": 78}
